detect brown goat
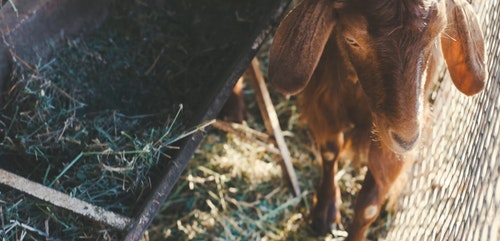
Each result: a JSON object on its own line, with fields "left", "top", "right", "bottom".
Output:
{"left": 269, "top": 0, "right": 487, "bottom": 240}
{"left": 220, "top": 77, "right": 246, "bottom": 123}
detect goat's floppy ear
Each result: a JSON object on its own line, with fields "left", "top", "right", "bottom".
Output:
{"left": 269, "top": 0, "right": 338, "bottom": 95}
{"left": 441, "top": 0, "right": 487, "bottom": 96}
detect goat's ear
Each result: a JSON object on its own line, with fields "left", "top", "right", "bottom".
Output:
{"left": 269, "top": 0, "right": 338, "bottom": 95}
{"left": 441, "top": 0, "right": 487, "bottom": 96}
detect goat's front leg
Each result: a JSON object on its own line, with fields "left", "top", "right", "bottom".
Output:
{"left": 310, "top": 134, "right": 343, "bottom": 235}
{"left": 346, "top": 143, "right": 405, "bottom": 241}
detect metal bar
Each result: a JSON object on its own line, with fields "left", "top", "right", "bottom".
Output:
{"left": 0, "top": 168, "right": 131, "bottom": 230}
{"left": 122, "top": 132, "right": 205, "bottom": 241}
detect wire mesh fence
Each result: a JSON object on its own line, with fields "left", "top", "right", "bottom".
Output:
{"left": 385, "top": 0, "right": 500, "bottom": 240}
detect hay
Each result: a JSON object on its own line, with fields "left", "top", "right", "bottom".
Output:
{"left": 0, "top": 0, "right": 200, "bottom": 239}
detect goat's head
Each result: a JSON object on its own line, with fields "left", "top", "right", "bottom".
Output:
{"left": 269, "top": 0, "right": 487, "bottom": 154}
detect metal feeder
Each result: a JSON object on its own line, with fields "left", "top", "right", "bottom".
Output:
{"left": 0, "top": 0, "right": 291, "bottom": 240}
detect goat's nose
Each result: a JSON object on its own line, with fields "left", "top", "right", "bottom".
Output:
{"left": 390, "top": 130, "right": 420, "bottom": 152}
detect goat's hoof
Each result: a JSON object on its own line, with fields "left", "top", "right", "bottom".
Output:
{"left": 330, "top": 223, "right": 348, "bottom": 238}
{"left": 310, "top": 202, "right": 340, "bottom": 236}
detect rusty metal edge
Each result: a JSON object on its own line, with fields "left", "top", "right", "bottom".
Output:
{"left": 122, "top": 1, "right": 292, "bottom": 240}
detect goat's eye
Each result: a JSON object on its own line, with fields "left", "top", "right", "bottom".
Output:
{"left": 345, "top": 37, "right": 360, "bottom": 48}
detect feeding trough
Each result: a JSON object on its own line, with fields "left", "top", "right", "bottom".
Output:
{"left": 0, "top": 0, "right": 291, "bottom": 240}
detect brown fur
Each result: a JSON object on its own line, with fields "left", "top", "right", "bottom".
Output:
{"left": 219, "top": 77, "right": 246, "bottom": 123}
{"left": 299, "top": 35, "right": 371, "bottom": 160}
{"left": 269, "top": 0, "right": 486, "bottom": 240}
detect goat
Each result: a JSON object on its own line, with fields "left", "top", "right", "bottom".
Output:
{"left": 220, "top": 77, "right": 246, "bottom": 123}
{"left": 269, "top": 0, "right": 487, "bottom": 240}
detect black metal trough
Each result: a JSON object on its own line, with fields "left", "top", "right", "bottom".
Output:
{"left": 0, "top": 0, "right": 290, "bottom": 240}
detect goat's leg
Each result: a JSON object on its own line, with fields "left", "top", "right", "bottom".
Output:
{"left": 218, "top": 77, "right": 245, "bottom": 123}
{"left": 310, "top": 134, "right": 343, "bottom": 235}
{"left": 346, "top": 143, "right": 404, "bottom": 241}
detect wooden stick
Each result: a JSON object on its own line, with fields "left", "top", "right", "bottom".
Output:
{"left": 246, "top": 58, "right": 301, "bottom": 197}
{"left": 221, "top": 119, "right": 273, "bottom": 144}
{"left": 212, "top": 120, "right": 281, "bottom": 155}
{"left": 0, "top": 168, "right": 131, "bottom": 230}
